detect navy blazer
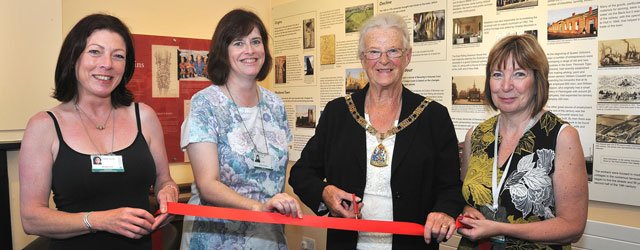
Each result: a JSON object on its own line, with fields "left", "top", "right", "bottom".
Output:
{"left": 289, "top": 85, "right": 465, "bottom": 249}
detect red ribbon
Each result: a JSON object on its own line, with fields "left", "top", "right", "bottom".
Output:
{"left": 165, "top": 202, "right": 425, "bottom": 236}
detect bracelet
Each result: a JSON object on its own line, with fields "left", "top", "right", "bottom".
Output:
{"left": 83, "top": 212, "right": 96, "bottom": 233}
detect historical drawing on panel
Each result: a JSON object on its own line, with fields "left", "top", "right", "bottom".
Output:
{"left": 497, "top": 0, "right": 538, "bottom": 11}
{"left": 320, "top": 34, "right": 336, "bottom": 65}
{"left": 599, "top": 38, "right": 640, "bottom": 68}
{"left": 152, "top": 45, "right": 179, "bottom": 98}
{"left": 548, "top": 6, "right": 598, "bottom": 40}
{"left": 596, "top": 115, "right": 640, "bottom": 144}
{"left": 345, "top": 4, "right": 374, "bottom": 33}
{"left": 598, "top": 75, "right": 640, "bottom": 102}
{"left": 452, "top": 76, "right": 487, "bottom": 105}
{"left": 413, "top": 10, "right": 445, "bottom": 43}
{"left": 452, "top": 15, "right": 483, "bottom": 45}
{"left": 295, "top": 105, "right": 317, "bottom": 129}
{"left": 345, "top": 68, "right": 368, "bottom": 94}
{"left": 275, "top": 56, "right": 287, "bottom": 84}
{"left": 303, "top": 18, "right": 315, "bottom": 49}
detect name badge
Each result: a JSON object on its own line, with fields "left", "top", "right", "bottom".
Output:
{"left": 253, "top": 152, "right": 275, "bottom": 170}
{"left": 91, "top": 154, "right": 124, "bottom": 172}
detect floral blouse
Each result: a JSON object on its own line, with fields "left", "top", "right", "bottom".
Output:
{"left": 459, "top": 112, "right": 571, "bottom": 250}
{"left": 180, "top": 85, "right": 291, "bottom": 250}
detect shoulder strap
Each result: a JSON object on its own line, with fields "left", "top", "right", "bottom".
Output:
{"left": 46, "top": 111, "right": 64, "bottom": 141}
{"left": 134, "top": 103, "right": 142, "bottom": 132}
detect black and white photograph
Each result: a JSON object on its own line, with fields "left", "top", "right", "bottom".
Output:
{"left": 596, "top": 115, "right": 640, "bottom": 145}
{"left": 598, "top": 75, "right": 640, "bottom": 103}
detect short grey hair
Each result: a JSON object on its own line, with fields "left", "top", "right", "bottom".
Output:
{"left": 358, "top": 13, "right": 411, "bottom": 55}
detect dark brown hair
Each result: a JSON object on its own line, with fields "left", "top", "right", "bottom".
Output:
{"left": 53, "top": 13, "right": 135, "bottom": 107}
{"left": 207, "top": 9, "right": 272, "bottom": 85}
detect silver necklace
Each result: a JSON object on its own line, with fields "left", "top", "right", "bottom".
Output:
{"left": 74, "top": 104, "right": 114, "bottom": 130}
{"left": 225, "top": 84, "right": 269, "bottom": 155}
{"left": 75, "top": 105, "right": 115, "bottom": 155}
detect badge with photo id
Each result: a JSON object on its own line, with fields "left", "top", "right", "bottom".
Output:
{"left": 252, "top": 151, "right": 274, "bottom": 170}
{"left": 91, "top": 154, "right": 124, "bottom": 172}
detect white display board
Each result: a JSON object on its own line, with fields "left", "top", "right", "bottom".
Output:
{"left": 272, "top": 0, "right": 640, "bottom": 206}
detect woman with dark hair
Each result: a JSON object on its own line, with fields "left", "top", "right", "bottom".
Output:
{"left": 457, "top": 34, "right": 587, "bottom": 249}
{"left": 179, "top": 9, "right": 301, "bottom": 249}
{"left": 19, "top": 14, "right": 177, "bottom": 250}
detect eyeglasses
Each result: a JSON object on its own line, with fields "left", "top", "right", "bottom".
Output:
{"left": 361, "top": 48, "right": 406, "bottom": 60}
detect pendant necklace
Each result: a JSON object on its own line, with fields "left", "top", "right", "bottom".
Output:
{"left": 75, "top": 104, "right": 116, "bottom": 155}
{"left": 345, "top": 93, "right": 431, "bottom": 167}
{"left": 366, "top": 94, "right": 401, "bottom": 168}
{"left": 225, "top": 84, "right": 270, "bottom": 160}
{"left": 75, "top": 104, "right": 114, "bottom": 130}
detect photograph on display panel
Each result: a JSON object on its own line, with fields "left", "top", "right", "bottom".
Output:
{"left": 497, "top": 0, "right": 538, "bottom": 11}
{"left": 598, "top": 75, "right": 640, "bottom": 103}
{"left": 596, "top": 115, "right": 640, "bottom": 145}
{"left": 178, "top": 49, "right": 209, "bottom": 81}
{"left": 304, "top": 55, "right": 314, "bottom": 76}
{"left": 295, "top": 105, "right": 317, "bottom": 129}
{"left": 275, "top": 56, "right": 287, "bottom": 84}
{"left": 452, "top": 76, "right": 487, "bottom": 105}
{"left": 303, "top": 18, "right": 315, "bottom": 49}
{"left": 345, "top": 68, "right": 368, "bottom": 94}
{"left": 599, "top": 38, "right": 640, "bottom": 68}
{"left": 152, "top": 45, "right": 179, "bottom": 98}
{"left": 320, "top": 34, "right": 336, "bottom": 65}
{"left": 413, "top": 10, "right": 445, "bottom": 43}
{"left": 452, "top": 15, "right": 483, "bottom": 45}
{"left": 547, "top": 6, "right": 598, "bottom": 40}
{"left": 345, "top": 3, "right": 374, "bottom": 33}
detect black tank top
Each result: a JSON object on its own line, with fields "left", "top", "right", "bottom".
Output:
{"left": 46, "top": 103, "right": 155, "bottom": 250}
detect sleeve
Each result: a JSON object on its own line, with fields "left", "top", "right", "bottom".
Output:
{"left": 180, "top": 92, "right": 218, "bottom": 150}
{"left": 430, "top": 104, "right": 466, "bottom": 218}
{"left": 288, "top": 101, "right": 336, "bottom": 216}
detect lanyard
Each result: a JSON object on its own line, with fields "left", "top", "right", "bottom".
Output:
{"left": 226, "top": 84, "right": 269, "bottom": 155}
{"left": 491, "top": 118, "right": 511, "bottom": 211}
{"left": 491, "top": 112, "right": 542, "bottom": 211}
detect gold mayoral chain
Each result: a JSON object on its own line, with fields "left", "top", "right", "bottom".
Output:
{"left": 345, "top": 94, "right": 431, "bottom": 167}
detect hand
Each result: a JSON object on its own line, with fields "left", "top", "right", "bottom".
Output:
{"left": 261, "top": 193, "right": 303, "bottom": 218}
{"left": 152, "top": 184, "right": 178, "bottom": 230}
{"left": 321, "top": 185, "right": 361, "bottom": 218}
{"left": 456, "top": 216, "right": 500, "bottom": 241}
{"left": 92, "top": 208, "right": 155, "bottom": 239}
{"left": 461, "top": 205, "right": 485, "bottom": 220}
{"left": 156, "top": 184, "right": 179, "bottom": 213}
{"left": 152, "top": 213, "right": 173, "bottom": 231}
{"left": 423, "top": 212, "right": 455, "bottom": 244}
{"left": 151, "top": 183, "right": 179, "bottom": 231}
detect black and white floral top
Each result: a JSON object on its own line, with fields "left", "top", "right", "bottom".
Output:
{"left": 459, "top": 111, "right": 571, "bottom": 250}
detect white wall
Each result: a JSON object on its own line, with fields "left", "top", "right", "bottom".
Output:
{"left": 0, "top": 0, "right": 61, "bottom": 141}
